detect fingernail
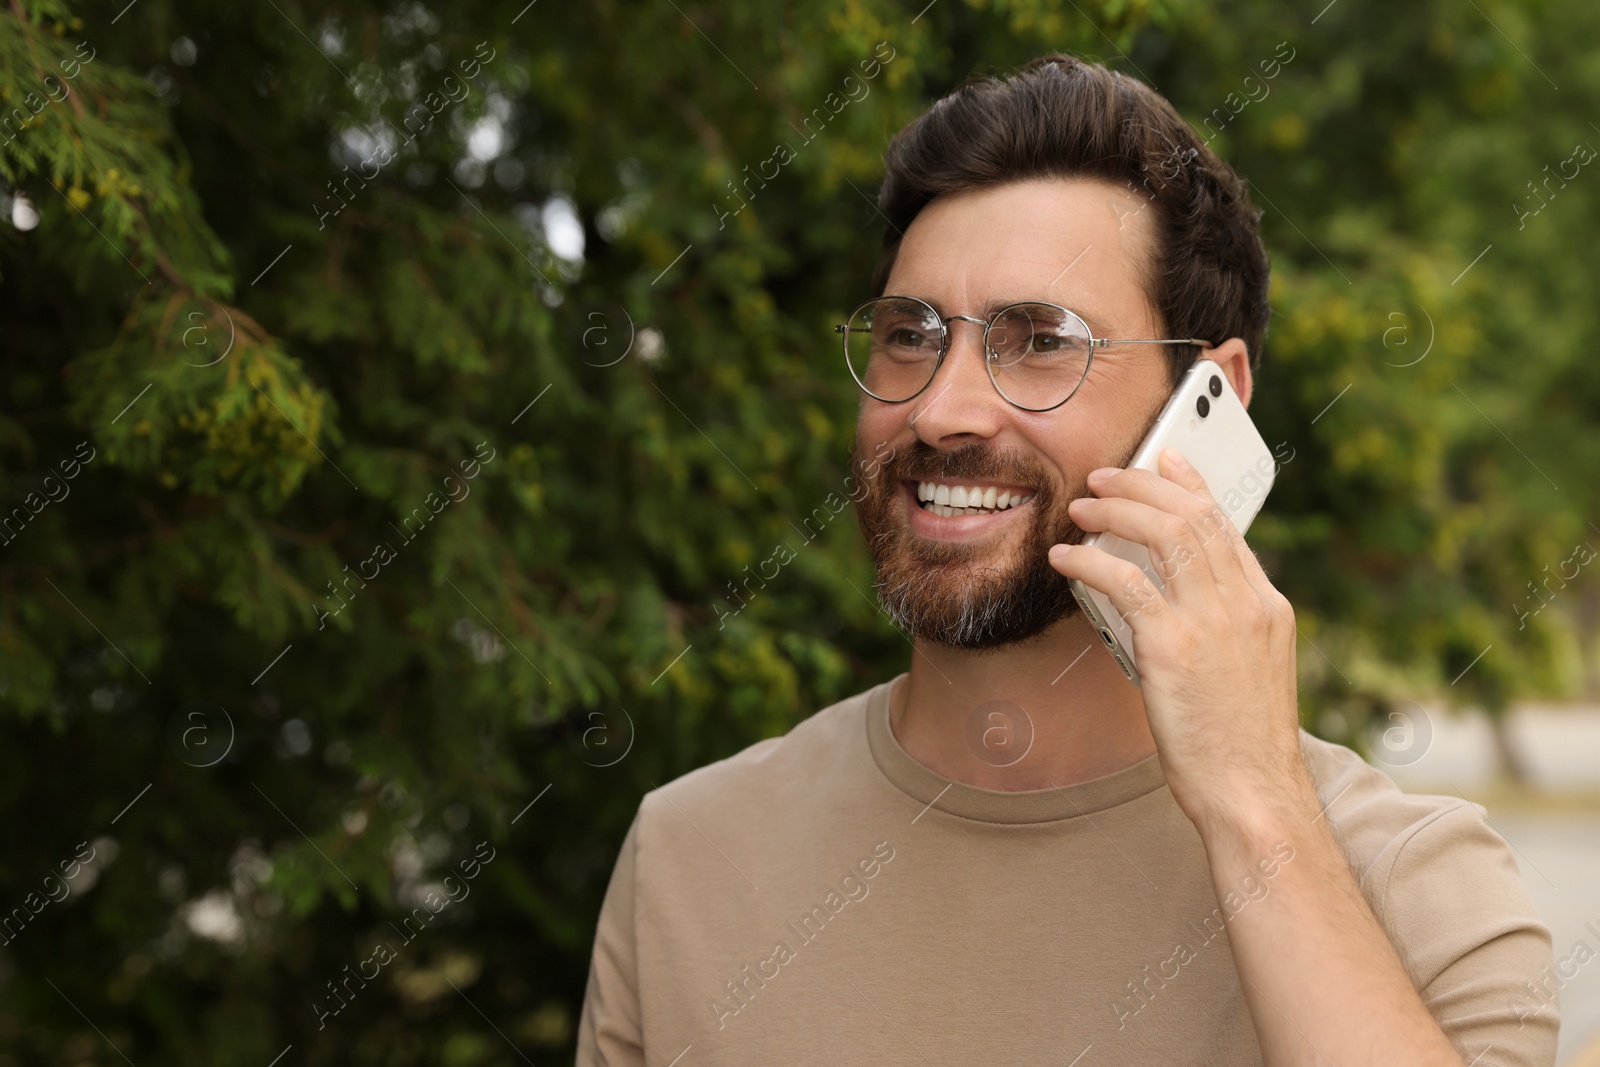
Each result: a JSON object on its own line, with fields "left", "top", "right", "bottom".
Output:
{"left": 1163, "top": 449, "right": 1190, "bottom": 468}
{"left": 1088, "top": 467, "right": 1116, "bottom": 482}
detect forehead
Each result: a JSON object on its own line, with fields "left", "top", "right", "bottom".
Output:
{"left": 884, "top": 178, "right": 1158, "bottom": 334}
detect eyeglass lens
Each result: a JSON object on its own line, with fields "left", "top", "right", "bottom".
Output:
{"left": 844, "top": 297, "right": 1093, "bottom": 410}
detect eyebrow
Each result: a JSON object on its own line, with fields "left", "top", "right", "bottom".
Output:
{"left": 950, "top": 297, "right": 1118, "bottom": 336}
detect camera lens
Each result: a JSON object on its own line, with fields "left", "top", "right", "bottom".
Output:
{"left": 1196, "top": 395, "right": 1210, "bottom": 418}
{"left": 1209, "top": 375, "right": 1223, "bottom": 397}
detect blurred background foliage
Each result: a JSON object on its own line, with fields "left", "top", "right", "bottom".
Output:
{"left": 2, "top": 0, "right": 1597, "bottom": 1061}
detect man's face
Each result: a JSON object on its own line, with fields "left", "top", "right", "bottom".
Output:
{"left": 853, "top": 178, "right": 1176, "bottom": 650}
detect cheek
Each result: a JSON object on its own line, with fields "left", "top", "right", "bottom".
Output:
{"left": 855, "top": 403, "right": 907, "bottom": 454}
{"left": 1076, "top": 359, "right": 1171, "bottom": 448}
{"left": 1011, "top": 418, "right": 1095, "bottom": 497}
{"left": 1082, "top": 351, "right": 1168, "bottom": 400}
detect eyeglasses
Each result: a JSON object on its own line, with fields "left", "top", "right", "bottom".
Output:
{"left": 834, "top": 295, "right": 1215, "bottom": 413}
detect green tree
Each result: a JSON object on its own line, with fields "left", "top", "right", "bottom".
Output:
{"left": 2, "top": 0, "right": 1594, "bottom": 1062}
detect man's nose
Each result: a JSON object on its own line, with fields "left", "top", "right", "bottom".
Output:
{"left": 906, "top": 317, "right": 1007, "bottom": 446}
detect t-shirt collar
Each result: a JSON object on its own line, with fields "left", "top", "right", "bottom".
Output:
{"left": 864, "top": 674, "right": 1169, "bottom": 825}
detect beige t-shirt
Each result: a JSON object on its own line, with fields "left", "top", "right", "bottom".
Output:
{"left": 577, "top": 677, "right": 1559, "bottom": 1065}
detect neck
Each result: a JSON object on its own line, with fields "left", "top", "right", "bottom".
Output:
{"left": 891, "top": 612, "right": 1156, "bottom": 791}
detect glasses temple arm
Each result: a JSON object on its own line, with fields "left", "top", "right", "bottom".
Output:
{"left": 1093, "top": 338, "right": 1215, "bottom": 349}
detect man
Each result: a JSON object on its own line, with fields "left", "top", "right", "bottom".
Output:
{"left": 577, "top": 54, "right": 1558, "bottom": 1066}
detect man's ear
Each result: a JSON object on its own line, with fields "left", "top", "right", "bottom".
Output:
{"left": 1206, "top": 338, "right": 1252, "bottom": 408}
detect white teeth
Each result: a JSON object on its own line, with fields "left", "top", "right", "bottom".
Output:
{"left": 915, "top": 481, "right": 1035, "bottom": 515}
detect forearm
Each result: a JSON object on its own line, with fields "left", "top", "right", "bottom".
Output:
{"left": 1198, "top": 781, "right": 1465, "bottom": 1067}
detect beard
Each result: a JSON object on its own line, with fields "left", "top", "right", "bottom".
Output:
{"left": 853, "top": 438, "right": 1093, "bottom": 651}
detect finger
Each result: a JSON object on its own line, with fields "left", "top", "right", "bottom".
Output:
{"left": 1149, "top": 450, "right": 1253, "bottom": 586}
{"left": 1067, "top": 493, "right": 1223, "bottom": 601}
{"left": 1075, "top": 454, "right": 1238, "bottom": 597}
{"left": 1048, "top": 542, "right": 1175, "bottom": 632}
{"left": 1154, "top": 449, "right": 1275, "bottom": 595}
{"left": 1154, "top": 450, "right": 1298, "bottom": 638}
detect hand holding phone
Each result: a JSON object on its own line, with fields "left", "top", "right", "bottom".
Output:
{"left": 1066, "top": 358, "right": 1281, "bottom": 687}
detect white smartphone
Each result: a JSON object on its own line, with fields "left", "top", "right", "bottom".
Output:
{"left": 1066, "top": 358, "right": 1280, "bottom": 687}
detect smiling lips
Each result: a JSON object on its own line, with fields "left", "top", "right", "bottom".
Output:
{"left": 912, "top": 480, "right": 1035, "bottom": 518}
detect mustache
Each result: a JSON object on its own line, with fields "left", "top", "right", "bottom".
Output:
{"left": 874, "top": 440, "right": 1054, "bottom": 492}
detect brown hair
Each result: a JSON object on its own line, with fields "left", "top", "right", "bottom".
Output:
{"left": 870, "top": 54, "right": 1272, "bottom": 385}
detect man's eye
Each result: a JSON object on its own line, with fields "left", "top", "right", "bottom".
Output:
{"left": 888, "top": 329, "right": 929, "bottom": 348}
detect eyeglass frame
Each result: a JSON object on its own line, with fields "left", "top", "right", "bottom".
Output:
{"left": 833, "top": 294, "right": 1216, "bottom": 413}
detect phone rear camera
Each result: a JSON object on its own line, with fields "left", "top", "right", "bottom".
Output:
{"left": 1196, "top": 395, "right": 1210, "bottom": 418}
{"left": 1098, "top": 627, "right": 1117, "bottom": 647}
{"left": 1208, "top": 374, "right": 1222, "bottom": 397}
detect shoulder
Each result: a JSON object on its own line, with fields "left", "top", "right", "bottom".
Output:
{"left": 1298, "top": 732, "right": 1559, "bottom": 1063}
{"left": 1298, "top": 730, "right": 1510, "bottom": 905}
{"left": 1297, "top": 728, "right": 1483, "bottom": 877}
{"left": 1299, "top": 730, "right": 1552, "bottom": 981}
{"left": 638, "top": 684, "right": 878, "bottom": 825}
